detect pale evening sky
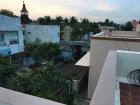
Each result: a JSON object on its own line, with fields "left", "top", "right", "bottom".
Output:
{"left": 0, "top": 0, "right": 140, "bottom": 23}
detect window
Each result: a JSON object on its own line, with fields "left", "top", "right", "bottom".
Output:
{"left": 28, "top": 32, "right": 31, "bottom": 35}
{"left": 0, "top": 34, "right": 5, "bottom": 42}
{"left": 23, "top": 30, "right": 25, "bottom": 35}
{"left": 10, "top": 40, "right": 19, "bottom": 45}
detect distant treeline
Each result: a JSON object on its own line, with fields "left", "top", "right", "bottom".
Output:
{"left": 0, "top": 9, "right": 135, "bottom": 32}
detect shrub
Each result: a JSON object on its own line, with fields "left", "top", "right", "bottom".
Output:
{"left": 25, "top": 43, "right": 59, "bottom": 61}
{"left": 8, "top": 64, "right": 74, "bottom": 104}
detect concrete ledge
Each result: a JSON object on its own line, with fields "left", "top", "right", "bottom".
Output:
{"left": 0, "top": 87, "right": 64, "bottom": 105}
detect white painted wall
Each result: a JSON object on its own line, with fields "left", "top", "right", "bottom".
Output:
{"left": 88, "top": 33, "right": 140, "bottom": 98}
{"left": 136, "top": 24, "right": 140, "bottom": 32}
{"left": 25, "top": 25, "right": 60, "bottom": 44}
{"left": 62, "top": 26, "right": 73, "bottom": 41}
{"left": 90, "top": 51, "right": 117, "bottom": 105}
{"left": 90, "top": 50, "right": 140, "bottom": 105}
{"left": 0, "top": 87, "right": 64, "bottom": 105}
{"left": 0, "top": 15, "right": 24, "bottom": 55}
{"left": 117, "top": 51, "right": 140, "bottom": 83}
{"left": 0, "top": 15, "right": 22, "bottom": 31}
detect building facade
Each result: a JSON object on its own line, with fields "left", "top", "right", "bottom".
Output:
{"left": 24, "top": 25, "right": 60, "bottom": 44}
{"left": 0, "top": 15, "right": 24, "bottom": 56}
{"left": 88, "top": 31, "right": 140, "bottom": 99}
{"left": 76, "top": 30, "right": 140, "bottom": 100}
{"left": 61, "top": 26, "right": 73, "bottom": 41}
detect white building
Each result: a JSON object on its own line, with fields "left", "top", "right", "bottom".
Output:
{"left": 24, "top": 25, "right": 60, "bottom": 44}
{"left": 61, "top": 26, "right": 73, "bottom": 41}
{"left": 136, "top": 24, "right": 140, "bottom": 32}
{"left": 0, "top": 15, "right": 24, "bottom": 56}
{"left": 76, "top": 30, "right": 140, "bottom": 100}
{"left": 90, "top": 50, "right": 140, "bottom": 105}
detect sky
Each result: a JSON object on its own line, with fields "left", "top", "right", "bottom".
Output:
{"left": 0, "top": 0, "right": 140, "bottom": 23}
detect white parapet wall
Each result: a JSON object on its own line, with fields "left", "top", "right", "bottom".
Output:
{"left": 136, "top": 24, "right": 140, "bottom": 32}
{"left": 117, "top": 50, "right": 140, "bottom": 83}
{"left": 90, "top": 51, "right": 117, "bottom": 105}
{"left": 0, "top": 87, "right": 65, "bottom": 105}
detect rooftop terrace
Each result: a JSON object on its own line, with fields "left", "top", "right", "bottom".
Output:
{"left": 92, "top": 31, "right": 140, "bottom": 42}
{"left": 90, "top": 50, "right": 140, "bottom": 105}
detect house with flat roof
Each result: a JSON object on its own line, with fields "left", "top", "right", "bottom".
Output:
{"left": 60, "top": 26, "right": 73, "bottom": 41}
{"left": 0, "top": 15, "right": 24, "bottom": 56}
{"left": 24, "top": 24, "right": 60, "bottom": 44}
{"left": 76, "top": 30, "right": 140, "bottom": 101}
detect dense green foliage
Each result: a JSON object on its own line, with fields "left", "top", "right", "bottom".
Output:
{"left": 0, "top": 56, "right": 74, "bottom": 104}
{"left": 71, "top": 22, "right": 100, "bottom": 40}
{"left": 26, "top": 43, "right": 59, "bottom": 61}
{"left": 37, "top": 16, "right": 52, "bottom": 25}
{"left": 0, "top": 9, "right": 18, "bottom": 17}
{"left": 121, "top": 21, "right": 133, "bottom": 31}
{"left": 0, "top": 56, "right": 7, "bottom": 65}
{"left": 37, "top": 16, "right": 101, "bottom": 37}
{"left": 8, "top": 64, "right": 73, "bottom": 104}
{"left": 0, "top": 57, "right": 19, "bottom": 87}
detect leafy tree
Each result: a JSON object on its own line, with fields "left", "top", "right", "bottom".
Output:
{"left": 105, "top": 19, "right": 109, "bottom": 26}
{"left": 0, "top": 9, "right": 18, "bottom": 17}
{"left": 70, "top": 16, "right": 78, "bottom": 24}
{"left": 37, "top": 16, "right": 51, "bottom": 25}
{"left": 63, "top": 17, "right": 69, "bottom": 24}
{"left": 8, "top": 64, "right": 74, "bottom": 104}
{"left": 98, "top": 21, "right": 105, "bottom": 26}
{"left": 91, "top": 22, "right": 101, "bottom": 33}
{"left": 0, "top": 57, "right": 19, "bottom": 87}
{"left": 0, "top": 56, "right": 7, "bottom": 65}
{"left": 26, "top": 43, "right": 59, "bottom": 61}
{"left": 125, "top": 21, "right": 133, "bottom": 31}
{"left": 109, "top": 21, "right": 114, "bottom": 26}
{"left": 120, "top": 21, "right": 133, "bottom": 31}
{"left": 71, "top": 21, "right": 100, "bottom": 40}
{"left": 55, "top": 16, "right": 63, "bottom": 24}
{"left": 81, "top": 18, "right": 89, "bottom": 24}
{"left": 36, "top": 15, "right": 101, "bottom": 39}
